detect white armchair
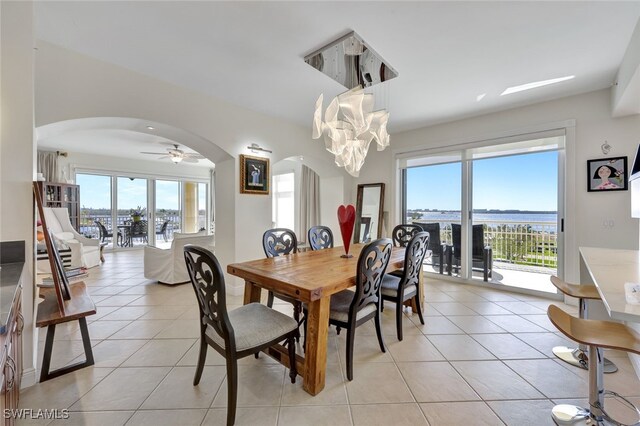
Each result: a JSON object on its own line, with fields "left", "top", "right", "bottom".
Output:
{"left": 144, "top": 231, "right": 215, "bottom": 285}
{"left": 43, "top": 207, "right": 101, "bottom": 268}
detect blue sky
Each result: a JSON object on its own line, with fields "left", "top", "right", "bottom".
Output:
{"left": 76, "top": 174, "right": 180, "bottom": 210}
{"left": 406, "top": 151, "right": 558, "bottom": 211}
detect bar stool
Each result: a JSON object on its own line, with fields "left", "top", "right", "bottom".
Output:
{"left": 550, "top": 276, "right": 617, "bottom": 374}
{"left": 547, "top": 305, "right": 640, "bottom": 426}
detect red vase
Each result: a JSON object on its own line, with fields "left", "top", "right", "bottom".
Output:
{"left": 337, "top": 205, "right": 356, "bottom": 258}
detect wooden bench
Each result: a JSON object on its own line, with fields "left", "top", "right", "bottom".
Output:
{"left": 36, "top": 281, "right": 96, "bottom": 382}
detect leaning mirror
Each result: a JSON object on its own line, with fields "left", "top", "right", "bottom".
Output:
{"left": 354, "top": 183, "right": 385, "bottom": 243}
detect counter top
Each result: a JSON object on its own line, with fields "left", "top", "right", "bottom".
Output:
{"left": 0, "top": 262, "right": 23, "bottom": 334}
{"left": 580, "top": 247, "right": 640, "bottom": 323}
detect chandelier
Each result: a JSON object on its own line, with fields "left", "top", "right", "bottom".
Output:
{"left": 312, "top": 86, "right": 389, "bottom": 177}
{"left": 305, "top": 31, "right": 396, "bottom": 177}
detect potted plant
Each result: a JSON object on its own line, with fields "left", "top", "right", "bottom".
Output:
{"left": 130, "top": 206, "right": 145, "bottom": 222}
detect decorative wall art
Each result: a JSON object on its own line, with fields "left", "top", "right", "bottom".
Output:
{"left": 240, "top": 154, "right": 270, "bottom": 195}
{"left": 587, "top": 157, "right": 628, "bottom": 192}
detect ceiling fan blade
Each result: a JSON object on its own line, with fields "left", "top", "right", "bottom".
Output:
{"left": 141, "top": 151, "right": 168, "bottom": 155}
{"left": 184, "top": 153, "right": 205, "bottom": 159}
{"left": 181, "top": 157, "right": 199, "bottom": 163}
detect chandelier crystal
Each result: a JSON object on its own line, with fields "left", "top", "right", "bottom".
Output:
{"left": 312, "top": 86, "right": 389, "bottom": 177}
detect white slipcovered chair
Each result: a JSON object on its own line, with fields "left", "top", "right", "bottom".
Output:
{"left": 144, "top": 231, "right": 215, "bottom": 285}
{"left": 43, "top": 207, "right": 101, "bottom": 268}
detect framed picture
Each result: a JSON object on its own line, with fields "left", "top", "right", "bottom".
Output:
{"left": 240, "top": 154, "right": 270, "bottom": 195}
{"left": 587, "top": 156, "right": 628, "bottom": 192}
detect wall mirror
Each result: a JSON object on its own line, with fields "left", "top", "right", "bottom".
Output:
{"left": 354, "top": 183, "right": 385, "bottom": 243}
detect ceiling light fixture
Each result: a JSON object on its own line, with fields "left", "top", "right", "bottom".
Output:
{"left": 307, "top": 31, "right": 394, "bottom": 177}
{"left": 312, "top": 86, "right": 389, "bottom": 177}
{"left": 146, "top": 126, "right": 155, "bottom": 130}
{"left": 170, "top": 155, "right": 183, "bottom": 164}
{"left": 501, "top": 75, "right": 575, "bottom": 96}
{"left": 247, "top": 143, "right": 272, "bottom": 154}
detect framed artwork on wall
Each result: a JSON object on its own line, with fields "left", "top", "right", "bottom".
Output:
{"left": 587, "top": 156, "right": 628, "bottom": 192}
{"left": 240, "top": 154, "right": 270, "bottom": 195}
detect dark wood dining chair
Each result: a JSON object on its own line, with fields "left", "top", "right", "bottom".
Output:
{"left": 381, "top": 231, "right": 429, "bottom": 341}
{"left": 392, "top": 224, "right": 423, "bottom": 247}
{"left": 184, "top": 245, "right": 298, "bottom": 426}
{"left": 308, "top": 225, "right": 334, "bottom": 250}
{"left": 262, "top": 228, "right": 303, "bottom": 334}
{"left": 389, "top": 224, "right": 423, "bottom": 278}
{"left": 304, "top": 238, "right": 393, "bottom": 381}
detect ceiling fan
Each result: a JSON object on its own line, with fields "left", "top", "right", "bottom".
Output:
{"left": 140, "top": 144, "right": 205, "bottom": 164}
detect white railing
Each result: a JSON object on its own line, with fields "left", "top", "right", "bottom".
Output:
{"left": 412, "top": 219, "right": 558, "bottom": 268}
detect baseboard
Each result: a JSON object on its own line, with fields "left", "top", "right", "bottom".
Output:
{"left": 20, "top": 367, "right": 37, "bottom": 389}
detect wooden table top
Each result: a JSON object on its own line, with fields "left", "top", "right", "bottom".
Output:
{"left": 227, "top": 244, "right": 405, "bottom": 303}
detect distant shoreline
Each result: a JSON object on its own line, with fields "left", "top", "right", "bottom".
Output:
{"left": 408, "top": 210, "right": 557, "bottom": 214}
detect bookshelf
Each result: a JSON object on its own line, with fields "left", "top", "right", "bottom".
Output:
{"left": 41, "top": 182, "right": 80, "bottom": 231}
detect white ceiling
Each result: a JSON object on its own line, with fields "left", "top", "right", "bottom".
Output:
{"left": 37, "top": 117, "right": 220, "bottom": 167}
{"left": 34, "top": 1, "right": 640, "bottom": 134}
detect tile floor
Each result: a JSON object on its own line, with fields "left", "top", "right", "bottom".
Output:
{"left": 20, "top": 250, "right": 640, "bottom": 425}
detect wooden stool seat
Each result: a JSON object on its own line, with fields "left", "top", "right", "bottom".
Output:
{"left": 550, "top": 276, "right": 601, "bottom": 300}
{"left": 548, "top": 304, "right": 640, "bottom": 355}
{"left": 547, "top": 304, "right": 640, "bottom": 425}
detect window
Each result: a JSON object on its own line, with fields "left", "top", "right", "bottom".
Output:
{"left": 272, "top": 172, "right": 295, "bottom": 230}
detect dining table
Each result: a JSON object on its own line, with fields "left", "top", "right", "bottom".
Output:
{"left": 227, "top": 243, "right": 409, "bottom": 395}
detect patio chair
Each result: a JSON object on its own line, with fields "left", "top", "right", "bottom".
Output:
{"left": 94, "top": 220, "right": 113, "bottom": 243}
{"left": 156, "top": 219, "right": 170, "bottom": 242}
{"left": 449, "top": 223, "right": 493, "bottom": 281}
{"left": 414, "top": 222, "right": 447, "bottom": 274}
{"left": 129, "top": 220, "right": 148, "bottom": 244}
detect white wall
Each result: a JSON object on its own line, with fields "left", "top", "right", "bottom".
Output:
{"left": 1, "top": 0, "right": 37, "bottom": 388}
{"left": 354, "top": 89, "right": 640, "bottom": 285}
{"left": 56, "top": 150, "right": 211, "bottom": 181}
{"left": 34, "top": 41, "right": 352, "bottom": 293}
{"left": 271, "top": 157, "right": 346, "bottom": 246}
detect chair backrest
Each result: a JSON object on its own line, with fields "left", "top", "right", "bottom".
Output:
{"left": 414, "top": 222, "right": 441, "bottom": 247}
{"left": 350, "top": 238, "right": 393, "bottom": 317}
{"left": 308, "top": 226, "right": 334, "bottom": 250}
{"left": 392, "top": 224, "right": 422, "bottom": 247}
{"left": 94, "top": 221, "right": 108, "bottom": 239}
{"left": 262, "top": 228, "right": 297, "bottom": 257}
{"left": 157, "top": 219, "right": 169, "bottom": 234}
{"left": 451, "top": 223, "right": 486, "bottom": 259}
{"left": 43, "top": 207, "right": 75, "bottom": 239}
{"left": 183, "top": 245, "right": 235, "bottom": 353}
{"left": 399, "top": 232, "right": 430, "bottom": 289}
{"left": 130, "top": 220, "right": 148, "bottom": 237}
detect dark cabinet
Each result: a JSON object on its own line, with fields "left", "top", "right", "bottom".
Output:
{"left": 41, "top": 182, "right": 80, "bottom": 231}
{"left": 0, "top": 286, "right": 22, "bottom": 426}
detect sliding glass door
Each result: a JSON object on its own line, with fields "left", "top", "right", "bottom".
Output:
{"left": 402, "top": 133, "right": 564, "bottom": 294}
{"left": 117, "top": 177, "right": 149, "bottom": 248}
{"left": 405, "top": 156, "right": 462, "bottom": 275}
{"left": 155, "top": 180, "right": 181, "bottom": 247}
{"left": 76, "top": 173, "right": 114, "bottom": 247}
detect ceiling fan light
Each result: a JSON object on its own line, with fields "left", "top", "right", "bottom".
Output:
{"left": 170, "top": 155, "right": 183, "bottom": 164}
